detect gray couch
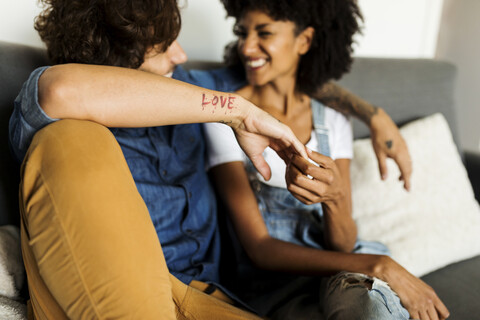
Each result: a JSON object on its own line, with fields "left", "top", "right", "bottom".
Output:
{"left": 1, "top": 40, "right": 480, "bottom": 319}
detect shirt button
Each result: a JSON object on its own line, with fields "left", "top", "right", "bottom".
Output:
{"left": 162, "top": 170, "right": 167, "bottom": 176}
{"left": 185, "top": 229, "right": 193, "bottom": 234}
{"left": 188, "top": 192, "right": 192, "bottom": 198}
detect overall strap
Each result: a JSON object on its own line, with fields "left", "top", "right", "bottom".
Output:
{"left": 311, "top": 99, "right": 331, "bottom": 157}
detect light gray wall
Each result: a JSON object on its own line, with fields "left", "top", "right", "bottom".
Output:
{"left": 436, "top": 0, "right": 480, "bottom": 151}
{"left": 176, "top": 0, "right": 444, "bottom": 61}
{"left": 0, "top": 1, "right": 443, "bottom": 60}
{"left": 0, "top": 0, "right": 43, "bottom": 48}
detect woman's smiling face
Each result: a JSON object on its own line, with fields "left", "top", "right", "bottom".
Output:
{"left": 234, "top": 10, "right": 312, "bottom": 87}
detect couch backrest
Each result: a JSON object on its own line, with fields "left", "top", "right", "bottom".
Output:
{"left": 0, "top": 41, "right": 458, "bottom": 227}
{"left": 337, "top": 58, "right": 459, "bottom": 145}
{"left": 0, "top": 41, "right": 49, "bottom": 226}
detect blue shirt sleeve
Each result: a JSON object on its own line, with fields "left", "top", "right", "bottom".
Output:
{"left": 9, "top": 66, "right": 58, "bottom": 162}
{"left": 173, "top": 65, "right": 246, "bottom": 92}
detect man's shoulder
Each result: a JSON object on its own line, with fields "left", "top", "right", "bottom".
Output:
{"left": 9, "top": 66, "right": 55, "bottom": 162}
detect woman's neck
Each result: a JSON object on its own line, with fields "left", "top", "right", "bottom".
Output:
{"left": 239, "top": 77, "right": 309, "bottom": 119}
{"left": 236, "top": 76, "right": 313, "bottom": 145}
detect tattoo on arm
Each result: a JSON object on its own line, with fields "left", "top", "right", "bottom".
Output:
{"left": 386, "top": 140, "right": 393, "bottom": 149}
{"left": 314, "top": 82, "right": 379, "bottom": 125}
{"left": 202, "top": 93, "right": 236, "bottom": 112}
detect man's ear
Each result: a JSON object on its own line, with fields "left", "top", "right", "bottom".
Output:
{"left": 297, "top": 26, "right": 315, "bottom": 55}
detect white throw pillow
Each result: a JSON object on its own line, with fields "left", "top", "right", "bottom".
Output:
{"left": 351, "top": 113, "right": 480, "bottom": 277}
{"left": 0, "top": 225, "right": 23, "bottom": 299}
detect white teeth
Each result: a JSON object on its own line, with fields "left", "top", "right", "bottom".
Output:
{"left": 247, "top": 58, "right": 266, "bottom": 68}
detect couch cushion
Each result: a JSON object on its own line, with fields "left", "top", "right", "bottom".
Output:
{"left": 421, "top": 255, "right": 480, "bottom": 319}
{"left": 0, "top": 225, "right": 26, "bottom": 319}
{"left": 0, "top": 41, "right": 48, "bottom": 226}
{"left": 351, "top": 113, "right": 480, "bottom": 277}
{"left": 338, "top": 58, "right": 458, "bottom": 146}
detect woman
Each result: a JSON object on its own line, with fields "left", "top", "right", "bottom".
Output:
{"left": 204, "top": 0, "right": 449, "bottom": 319}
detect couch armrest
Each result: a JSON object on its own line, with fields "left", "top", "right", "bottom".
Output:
{"left": 464, "top": 150, "right": 480, "bottom": 202}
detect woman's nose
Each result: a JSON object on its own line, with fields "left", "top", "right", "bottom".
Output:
{"left": 240, "top": 34, "right": 258, "bottom": 56}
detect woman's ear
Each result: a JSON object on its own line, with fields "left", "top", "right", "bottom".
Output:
{"left": 297, "top": 26, "right": 315, "bottom": 55}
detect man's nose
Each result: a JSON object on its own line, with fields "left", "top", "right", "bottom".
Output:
{"left": 169, "top": 40, "right": 188, "bottom": 65}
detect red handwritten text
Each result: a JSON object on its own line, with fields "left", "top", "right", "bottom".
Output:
{"left": 202, "top": 94, "right": 236, "bottom": 110}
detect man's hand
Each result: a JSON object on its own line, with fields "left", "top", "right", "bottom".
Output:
{"left": 370, "top": 108, "right": 412, "bottom": 191}
{"left": 231, "top": 102, "right": 308, "bottom": 181}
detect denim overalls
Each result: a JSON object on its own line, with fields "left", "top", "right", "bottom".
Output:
{"left": 246, "top": 99, "right": 331, "bottom": 249}
{"left": 233, "top": 100, "right": 410, "bottom": 320}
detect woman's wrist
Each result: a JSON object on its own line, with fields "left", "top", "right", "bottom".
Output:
{"left": 369, "top": 254, "right": 392, "bottom": 279}
{"left": 369, "top": 107, "right": 390, "bottom": 133}
{"left": 322, "top": 188, "right": 348, "bottom": 209}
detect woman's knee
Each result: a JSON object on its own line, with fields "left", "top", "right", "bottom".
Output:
{"left": 323, "top": 272, "right": 409, "bottom": 320}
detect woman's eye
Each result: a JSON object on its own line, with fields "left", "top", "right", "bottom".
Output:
{"left": 233, "top": 28, "right": 246, "bottom": 38}
{"left": 258, "top": 31, "right": 272, "bottom": 38}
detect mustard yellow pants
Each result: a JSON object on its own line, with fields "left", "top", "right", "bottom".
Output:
{"left": 19, "top": 120, "right": 260, "bottom": 320}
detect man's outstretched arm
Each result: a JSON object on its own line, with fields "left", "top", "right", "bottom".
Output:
{"left": 13, "top": 64, "right": 308, "bottom": 180}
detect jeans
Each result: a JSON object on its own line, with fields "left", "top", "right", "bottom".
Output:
{"left": 322, "top": 272, "right": 410, "bottom": 320}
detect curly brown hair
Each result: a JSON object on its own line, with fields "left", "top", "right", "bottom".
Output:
{"left": 221, "top": 0, "right": 362, "bottom": 96}
{"left": 35, "top": 0, "right": 181, "bottom": 68}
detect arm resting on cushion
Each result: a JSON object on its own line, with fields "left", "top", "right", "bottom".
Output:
{"left": 464, "top": 150, "right": 480, "bottom": 202}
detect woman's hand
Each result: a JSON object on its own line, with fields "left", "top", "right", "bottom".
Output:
{"left": 313, "top": 83, "right": 412, "bottom": 190}
{"left": 285, "top": 149, "right": 346, "bottom": 205}
{"left": 369, "top": 108, "right": 412, "bottom": 191}
{"left": 231, "top": 101, "right": 308, "bottom": 181}
{"left": 374, "top": 255, "right": 450, "bottom": 320}
{"left": 285, "top": 150, "right": 356, "bottom": 252}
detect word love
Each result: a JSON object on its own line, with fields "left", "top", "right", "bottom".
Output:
{"left": 202, "top": 94, "right": 236, "bottom": 110}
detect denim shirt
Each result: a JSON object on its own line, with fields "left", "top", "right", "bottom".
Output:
{"left": 9, "top": 65, "right": 246, "bottom": 285}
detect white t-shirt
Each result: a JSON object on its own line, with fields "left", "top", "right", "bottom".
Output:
{"left": 203, "top": 106, "right": 353, "bottom": 189}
